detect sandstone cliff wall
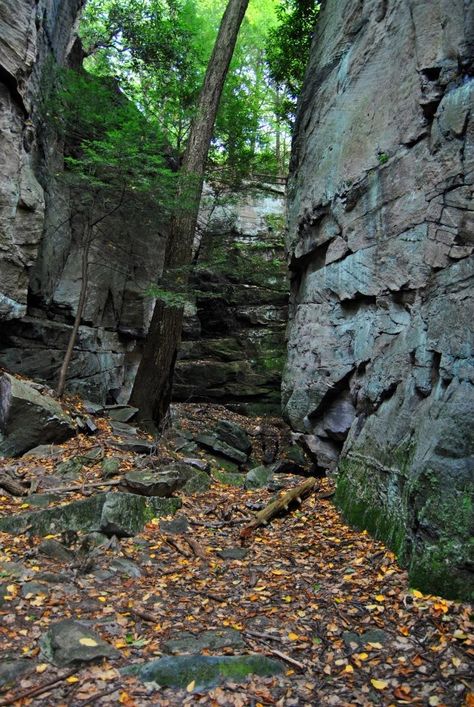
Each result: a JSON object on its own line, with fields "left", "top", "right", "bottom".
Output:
{"left": 283, "top": 0, "right": 473, "bottom": 598}
{"left": 0, "top": 0, "right": 168, "bottom": 401}
{"left": 173, "top": 185, "right": 288, "bottom": 415}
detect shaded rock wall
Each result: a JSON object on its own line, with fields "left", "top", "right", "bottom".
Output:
{"left": 173, "top": 186, "right": 288, "bottom": 415}
{"left": 283, "top": 0, "right": 474, "bottom": 598}
{"left": 0, "top": 1, "right": 168, "bottom": 401}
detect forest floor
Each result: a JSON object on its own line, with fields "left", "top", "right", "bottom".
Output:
{"left": 0, "top": 403, "right": 472, "bottom": 706}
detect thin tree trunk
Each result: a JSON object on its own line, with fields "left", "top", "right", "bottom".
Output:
{"left": 56, "top": 228, "right": 91, "bottom": 398}
{"left": 130, "top": 0, "right": 250, "bottom": 430}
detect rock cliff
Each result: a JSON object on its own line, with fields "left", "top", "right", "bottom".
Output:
{"left": 173, "top": 185, "right": 288, "bottom": 415}
{"left": 0, "top": 0, "right": 168, "bottom": 402}
{"left": 283, "top": 0, "right": 473, "bottom": 599}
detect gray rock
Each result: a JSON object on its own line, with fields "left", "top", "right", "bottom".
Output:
{"left": 212, "top": 470, "right": 245, "bottom": 487}
{"left": 38, "top": 539, "right": 75, "bottom": 563}
{"left": 124, "top": 469, "right": 185, "bottom": 497}
{"left": 56, "top": 457, "right": 83, "bottom": 479}
{"left": 214, "top": 420, "right": 252, "bottom": 454}
{"left": 283, "top": 0, "right": 474, "bottom": 600}
{"left": 114, "top": 437, "right": 156, "bottom": 455}
{"left": 21, "top": 581, "right": 49, "bottom": 597}
{"left": 163, "top": 628, "right": 244, "bottom": 655}
{"left": 342, "top": 629, "right": 389, "bottom": 649}
{"left": 109, "top": 557, "right": 142, "bottom": 578}
{"left": 0, "top": 373, "right": 75, "bottom": 457}
{"left": 41, "top": 619, "right": 120, "bottom": 667}
{"left": 23, "top": 445, "right": 62, "bottom": 459}
{"left": 245, "top": 465, "right": 273, "bottom": 489}
{"left": 101, "top": 457, "right": 121, "bottom": 479}
{"left": 159, "top": 515, "right": 190, "bottom": 535}
{"left": 217, "top": 548, "right": 249, "bottom": 561}
{"left": 124, "top": 654, "right": 283, "bottom": 690}
{"left": 0, "top": 660, "right": 32, "bottom": 689}
{"left": 28, "top": 493, "right": 60, "bottom": 508}
{"left": 195, "top": 433, "right": 248, "bottom": 465}
{"left": 107, "top": 405, "right": 139, "bottom": 422}
{"left": 0, "top": 492, "right": 181, "bottom": 537}
{"left": 182, "top": 457, "right": 210, "bottom": 472}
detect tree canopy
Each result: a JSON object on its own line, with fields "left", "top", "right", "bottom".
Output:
{"left": 78, "top": 0, "right": 321, "bottom": 180}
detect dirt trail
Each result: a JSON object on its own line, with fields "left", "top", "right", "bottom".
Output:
{"left": 0, "top": 405, "right": 472, "bottom": 706}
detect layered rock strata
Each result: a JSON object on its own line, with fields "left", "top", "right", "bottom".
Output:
{"left": 173, "top": 186, "right": 288, "bottom": 414}
{"left": 283, "top": 0, "right": 474, "bottom": 598}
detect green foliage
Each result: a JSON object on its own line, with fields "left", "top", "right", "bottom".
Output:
{"left": 79, "top": 0, "right": 293, "bottom": 179}
{"left": 44, "top": 67, "right": 177, "bottom": 212}
{"left": 266, "top": 0, "right": 322, "bottom": 123}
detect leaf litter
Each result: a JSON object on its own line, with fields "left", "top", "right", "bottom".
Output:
{"left": 0, "top": 402, "right": 472, "bottom": 706}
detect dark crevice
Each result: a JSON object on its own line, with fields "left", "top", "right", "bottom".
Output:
{"left": 340, "top": 292, "right": 376, "bottom": 313}
{"left": 0, "top": 66, "right": 28, "bottom": 117}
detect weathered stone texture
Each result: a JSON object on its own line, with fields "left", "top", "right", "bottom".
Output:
{"left": 283, "top": 0, "right": 473, "bottom": 598}
{"left": 0, "top": 1, "right": 168, "bottom": 401}
{"left": 173, "top": 186, "right": 288, "bottom": 415}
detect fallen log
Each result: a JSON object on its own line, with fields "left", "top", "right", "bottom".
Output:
{"left": 240, "top": 477, "right": 318, "bottom": 540}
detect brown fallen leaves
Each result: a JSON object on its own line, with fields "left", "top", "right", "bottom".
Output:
{"left": 0, "top": 403, "right": 473, "bottom": 706}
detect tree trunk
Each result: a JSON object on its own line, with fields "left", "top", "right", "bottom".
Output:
{"left": 56, "top": 228, "right": 91, "bottom": 398}
{"left": 130, "top": 0, "right": 250, "bottom": 430}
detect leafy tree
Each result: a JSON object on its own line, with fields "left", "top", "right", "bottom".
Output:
{"left": 129, "top": 0, "right": 250, "bottom": 429}
{"left": 44, "top": 70, "right": 177, "bottom": 396}
{"left": 266, "top": 0, "right": 322, "bottom": 123}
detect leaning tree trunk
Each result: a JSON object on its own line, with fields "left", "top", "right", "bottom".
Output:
{"left": 130, "top": 0, "right": 250, "bottom": 431}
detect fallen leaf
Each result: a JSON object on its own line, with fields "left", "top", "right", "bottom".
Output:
{"left": 371, "top": 679, "right": 388, "bottom": 690}
{"left": 79, "top": 637, "right": 99, "bottom": 647}
{"left": 186, "top": 680, "right": 196, "bottom": 693}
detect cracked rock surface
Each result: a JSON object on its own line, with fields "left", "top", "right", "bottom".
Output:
{"left": 283, "top": 0, "right": 474, "bottom": 599}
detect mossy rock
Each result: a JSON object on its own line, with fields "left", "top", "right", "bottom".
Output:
{"left": 212, "top": 470, "right": 245, "bottom": 487}
{"left": 123, "top": 654, "right": 283, "bottom": 690}
{"left": 0, "top": 492, "right": 181, "bottom": 538}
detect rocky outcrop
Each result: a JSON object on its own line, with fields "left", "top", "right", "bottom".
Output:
{"left": 283, "top": 0, "right": 473, "bottom": 598}
{"left": 0, "top": 1, "right": 168, "bottom": 402}
{"left": 173, "top": 186, "right": 288, "bottom": 414}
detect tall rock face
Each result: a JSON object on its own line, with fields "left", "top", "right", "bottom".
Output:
{"left": 0, "top": 1, "right": 168, "bottom": 402}
{"left": 173, "top": 186, "right": 288, "bottom": 415}
{"left": 283, "top": 0, "right": 473, "bottom": 599}
{"left": 0, "top": 0, "right": 83, "bottom": 320}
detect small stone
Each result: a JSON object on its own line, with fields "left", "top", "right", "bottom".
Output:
{"left": 0, "top": 659, "right": 32, "bottom": 689}
{"left": 214, "top": 420, "right": 252, "bottom": 454}
{"left": 38, "top": 539, "right": 75, "bottom": 563}
{"left": 160, "top": 515, "right": 190, "bottom": 535}
{"left": 107, "top": 405, "right": 139, "bottom": 422}
{"left": 124, "top": 469, "right": 184, "bottom": 497}
{"left": 40, "top": 619, "right": 120, "bottom": 666}
{"left": 217, "top": 547, "right": 249, "bottom": 561}
{"left": 109, "top": 557, "right": 142, "bottom": 578}
{"left": 195, "top": 433, "right": 248, "bottom": 465}
{"left": 245, "top": 465, "right": 273, "bottom": 489}
{"left": 163, "top": 628, "right": 244, "bottom": 655}
{"left": 56, "top": 458, "right": 83, "bottom": 479}
{"left": 101, "top": 457, "right": 121, "bottom": 479}
{"left": 21, "top": 581, "right": 49, "bottom": 597}
{"left": 182, "top": 458, "right": 210, "bottom": 472}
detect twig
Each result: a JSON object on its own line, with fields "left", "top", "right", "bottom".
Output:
{"left": 80, "top": 686, "right": 120, "bottom": 706}
{"left": 38, "top": 479, "right": 122, "bottom": 494}
{"left": 182, "top": 534, "right": 207, "bottom": 559}
{"left": 129, "top": 606, "right": 159, "bottom": 623}
{"left": 266, "top": 647, "right": 306, "bottom": 670}
{"left": 0, "top": 669, "right": 78, "bottom": 706}
{"left": 163, "top": 535, "right": 191, "bottom": 557}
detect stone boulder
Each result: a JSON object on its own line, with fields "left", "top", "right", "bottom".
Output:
{"left": 41, "top": 619, "right": 119, "bottom": 667}
{"left": 0, "top": 492, "right": 181, "bottom": 537}
{"left": 0, "top": 372, "right": 75, "bottom": 457}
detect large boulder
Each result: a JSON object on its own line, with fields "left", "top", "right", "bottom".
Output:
{"left": 0, "top": 492, "right": 181, "bottom": 537}
{"left": 283, "top": 0, "right": 474, "bottom": 599}
{"left": 0, "top": 373, "right": 75, "bottom": 457}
